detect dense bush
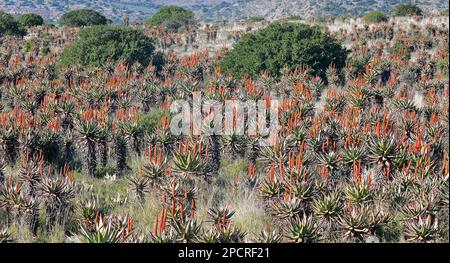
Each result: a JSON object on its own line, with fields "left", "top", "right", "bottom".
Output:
{"left": 248, "top": 16, "right": 265, "bottom": 22}
{"left": 138, "top": 108, "right": 169, "bottom": 134}
{"left": 145, "top": 5, "right": 195, "bottom": 32}
{"left": 346, "top": 54, "right": 371, "bottom": 77}
{"left": 287, "top": 15, "right": 302, "bottom": 21}
{"left": 17, "top": 13, "right": 44, "bottom": 27}
{"left": 0, "top": 11, "right": 22, "bottom": 37}
{"left": 390, "top": 42, "right": 413, "bottom": 60}
{"left": 364, "top": 11, "right": 388, "bottom": 23}
{"left": 59, "top": 9, "right": 109, "bottom": 27}
{"left": 58, "top": 26, "right": 156, "bottom": 68}
{"left": 220, "top": 23, "right": 348, "bottom": 79}
{"left": 392, "top": 4, "right": 423, "bottom": 16}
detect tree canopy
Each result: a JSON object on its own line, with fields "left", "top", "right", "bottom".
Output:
{"left": 59, "top": 9, "right": 110, "bottom": 27}
{"left": 145, "top": 6, "right": 196, "bottom": 32}
{"left": 58, "top": 26, "right": 157, "bottom": 68}
{"left": 248, "top": 16, "right": 265, "bottom": 22}
{"left": 392, "top": 4, "right": 423, "bottom": 16}
{"left": 17, "top": 13, "right": 44, "bottom": 28}
{"left": 364, "top": 11, "right": 388, "bottom": 23}
{"left": 220, "top": 22, "right": 348, "bottom": 79}
{"left": 0, "top": 11, "right": 22, "bottom": 37}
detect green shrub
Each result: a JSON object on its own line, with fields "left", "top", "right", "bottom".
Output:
{"left": 17, "top": 13, "right": 44, "bottom": 28}
{"left": 23, "top": 40, "right": 34, "bottom": 52}
{"left": 145, "top": 5, "right": 195, "bottom": 32}
{"left": 58, "top": 26, "right": 156, "bottom": 68}
{"left": 249, "top": 16, "right": 265, "bottom": 22}
{"left": 94, "top": 166, "right": 117, "bottom": 178}
{"left": 346, "top": 54, "right": 371, "bottom": 77}
{"left": 59, "top": 9, "right": 109, "bottom": 27}
{"left": 390, "top": 42, "right": 413, "bottom": 60}
{"left": 0, "top": 11, "right": 22, "bottom": 37}
{"left": 138, "top": 108, "right": 169, "bottom": 134}
{"left": 392, "top": 4, "right": 423, "bottom": 16}
{"left": 151, "top": 51, "right": 166, "bottom": 74}
{"left": 40, "top": 46, "right": 50, "bottom": 56}
{"left": 364, "top": 11, "right": 388, "bottom": 23}
{"left": 287, "top": 15, "right": 302, "bottom": 21}
{"left": 220, "top": 23, "right": 348, "bottom": 79}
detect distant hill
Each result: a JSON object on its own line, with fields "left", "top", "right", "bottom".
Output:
{"left": 1, "top": 0, "right": 448, "bottom": 24}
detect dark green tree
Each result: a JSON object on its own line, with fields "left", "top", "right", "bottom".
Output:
{"left": 287, "top": 15, "right": 302, "bottom": 21}
{"left": 145, "top": 6, "right": 196, "bottom": 32}
{"left": 58, "top": 26, "right": 157, "bottom": 68}
{"left": 17, "top": 13, "right": 44, "bottom": 28}
{"left": 364, "top": 11, "right": 388, "bottom": 23}
{"left": 249, "top": 16, "right": 265, "bottom": 22}
{"left": 392, "top": 4, "right": 423, "bottom": 16}
{"left": 0, "top": 11, "right": 22, "bottom": 37}
{"left": 59, "top": 9, "right": 109, "bottom": 27}
{"left": 220, "top": 23, "right": 348, "bottom": 79}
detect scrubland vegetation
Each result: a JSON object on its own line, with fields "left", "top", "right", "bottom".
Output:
{"left": 0, "top": 5, "right": 448, "bottom": 243}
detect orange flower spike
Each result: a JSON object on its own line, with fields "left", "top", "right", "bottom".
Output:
{"left": 326, "top": 138, "right": 330, "bottom": 151}
{"left": 268, "top": 165, "right": 275, "bottom": 182}
{"left": 94, "top": 211, "right": 100, "bottom": 225}
{"left": 161, "top": 207, "right": 168, "bottom": 231}
{"left": 356, "top": 161, "right": 362, "bottom": 184}
{"left": 171, "top": 179, "right": 176, "bottom": 197}
{"left": 289, "top": 170, "right": 294, "bottom": 186}
{"left": 153, "top": 146, "right": 158, "bottom": 162}
{"left": 7, "top": 176, "right": 12, "bottom": 187}
{"left": 158, "top": 148, "right": 163, "bottom": 164}
{"left": 443, "top": 156, "right": 449, "bottom": 176}
{"left": 192, "top": 142, "right": 197, "bottom": 156}
{"left": 180, "top": 203, "right": 184, "bottom": 221}
{"left": 178, "top": 141, "right": 182, "bottom": 154}
{"left": 367, "top": 172, "right": 372, "bottom": 188}
{"left": 345, "top": 133, "right": 350, "bottom": 149}
{"left": 190, "top": 200, "right": 196, "bottom": 218}
{"left": 159, "top": 208, "right": 165, "bottom": 232}
{"left": 128, "top": 217, "right": 134, "bottom": 233}
{"left": 289, "top": 152, "right": 294, "bottom": 168}
{"left": 265, "top": 96, "right": 271, "bottom": 109}
{"left": 375, "top": 120, "right": 381, "bottom": 137}
{"left": 148, "top": 145, "right": 153, "bottom": 161}
{"left": 405, "top": 160, "right": 412, "bottom": 175}
{"left": 322, "top": 166, "right": 328, "bottom": 182}
{"left": 222, "top": 213, "right": 227, "bottom": 227}
{"left": 278, "top": 159, "right": 284, "bottom": 179}
{"left": 296, "top": 152, "right": 302, "bottom": 172}
{"left": 184, "top": 138, "right": 189, "bottom": 154}
{"left": 171, "top": 199, "right": 175, "bottom": 217}
{"left": 153, "top": 213, "right": 159, "bottom": 236}
{"left": 14, "top": 181, "right": 21, "bottom": 192}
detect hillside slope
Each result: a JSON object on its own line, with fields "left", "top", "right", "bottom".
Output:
{"left": 0, "top": 0, "right": 447, "bottom": 23}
